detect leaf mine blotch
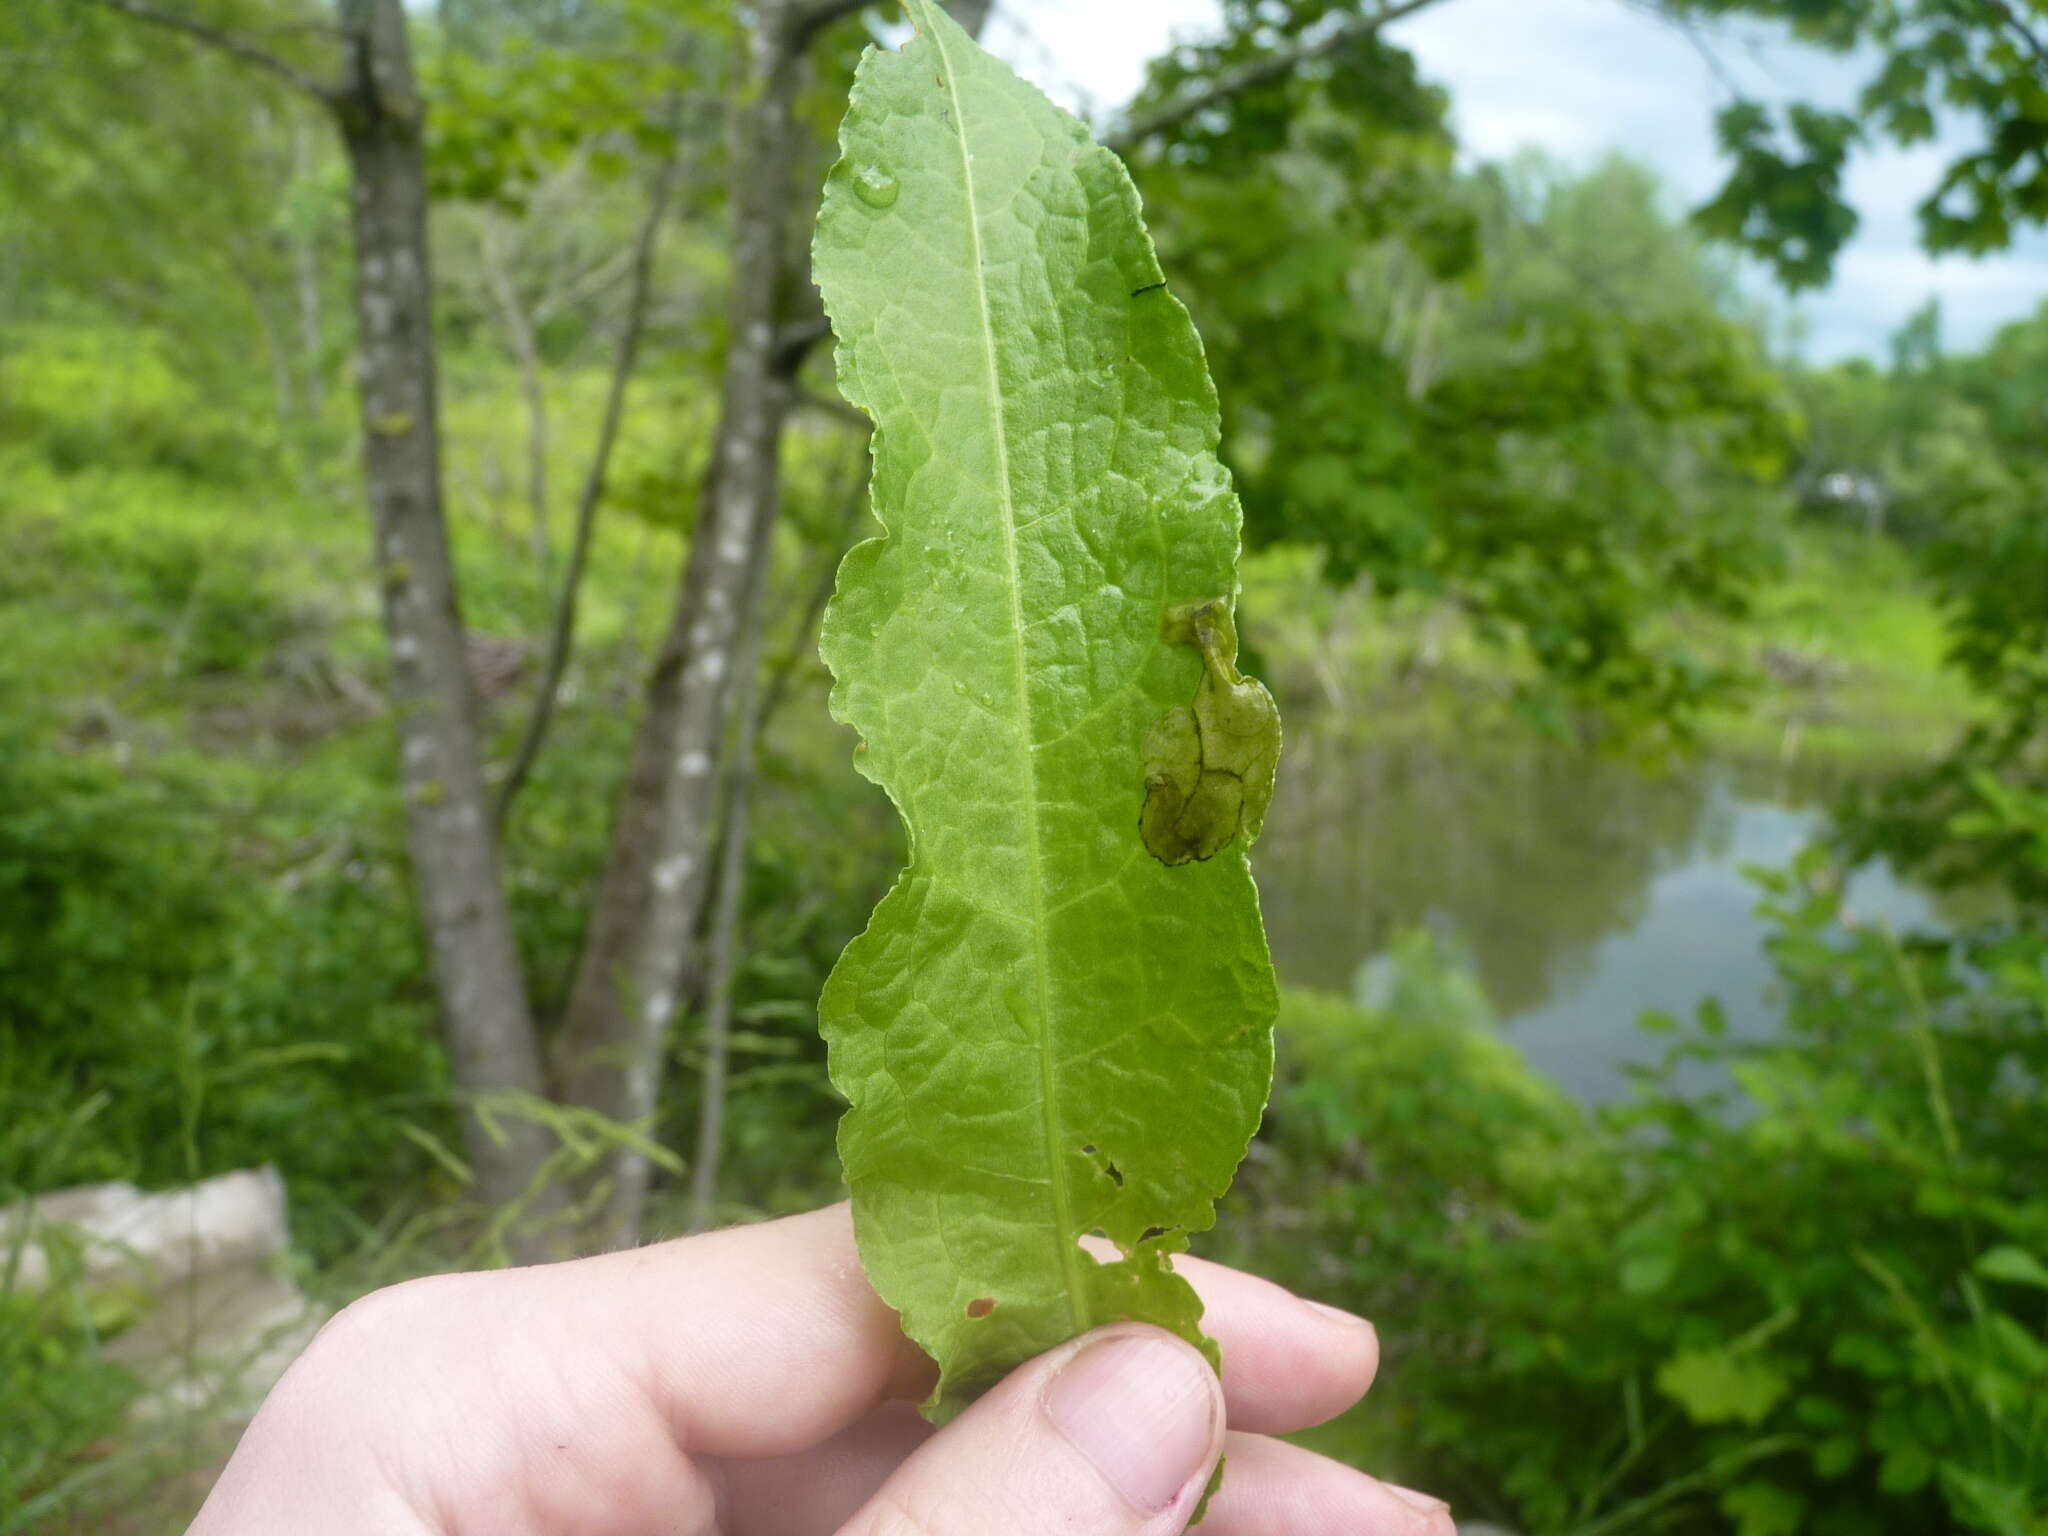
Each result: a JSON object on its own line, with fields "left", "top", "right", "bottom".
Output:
{"left": 1140, "top": 597, "right": 1281, "bottom": 866}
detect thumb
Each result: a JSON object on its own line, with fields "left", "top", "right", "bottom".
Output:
{"left": 838, "top": 1324, "right": 1226, "bottom": 1535}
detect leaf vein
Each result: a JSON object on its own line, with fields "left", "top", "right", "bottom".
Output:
{"left": 926, "top": 12, "right": 1091, "bottom": 1336}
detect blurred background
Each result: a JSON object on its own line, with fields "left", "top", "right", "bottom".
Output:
{"left": 2, "top": 0, "right": 2044, "bottom": 1530}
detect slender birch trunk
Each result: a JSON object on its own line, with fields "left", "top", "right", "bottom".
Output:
{"left": 334, "top": 0, "right": 554, "bottom": 1232}
{"left": 557, "top": 0, "right": 997, "bottom": 1250}
{"left": 553, "top": 2, "right": 812, "bottom": 1248}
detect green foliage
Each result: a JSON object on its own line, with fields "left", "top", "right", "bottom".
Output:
{"left": 1673, "top": 0, "right": 2048, "bottom": 282}
{"left": 1226, "top": 863, "right": 2048, "bottom": 1536}
{"left": 1804, "top": 301, "right": 2048, "bottom": 906}
{"left": 1127, "top": 4, "right": 1795, "bottom": 737}
{"left": 0, "top": 1283, "right": 143, "bottom": 1516}
{"left": 424, "top": 0, "right": 720, "bottom": 212}
{"left": 0, "top": 1101, "right": 148, "bottom": 1517}
{"left": 814, "top": 1, "right": 1277, "bottom": 1420}
{"left": 0, "top": 329, "right": 282, "bottom": 486}
{"left": 0, "top": 709, "right": 459, "bottom": 1260}
{"left": 1, "top": 2, "right": 349, "bottom": 452}
{"left": 0, "top": 349, "right": 462, "bottom": 1263}
{"left": 5, "top": 2, "right": 2043, "bottom": 1526}
{"left": 1697, "top": 100, "right": 1861, "bottom": 290}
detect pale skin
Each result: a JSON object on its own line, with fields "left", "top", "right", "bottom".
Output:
{"left": 188, "top": 1204, "right": 1454, "bottom": 1536}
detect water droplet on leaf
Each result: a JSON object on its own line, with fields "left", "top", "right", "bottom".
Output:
{"left": 853, "top": 166, "right": 899, "bottom": 209}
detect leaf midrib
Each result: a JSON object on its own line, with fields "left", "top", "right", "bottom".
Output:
{"left": 921, "top": 2, "right": 1091, "bottom": 1336}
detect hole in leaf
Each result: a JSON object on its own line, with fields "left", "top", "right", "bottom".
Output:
{"left": 965, "top": 1297, "right": 997, "bottom": 1319}
{"left": 1104, "top": 1162, "right": 1124, "bottom": 1187}
{"left": 1080, "top": 1144, "right": 1097, "bottom": 1156}
{"left": 1140, "top": 1225, "right": 1173, "bottom": 1243}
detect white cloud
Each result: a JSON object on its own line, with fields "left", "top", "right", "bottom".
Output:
{"left": 983, "top": 0, "right": 2048, "bottom": 361}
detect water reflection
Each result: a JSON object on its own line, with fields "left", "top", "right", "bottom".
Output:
{"left": 1256, "top": 716, "right": 1943, "bottom": 1102}
{"left": 1499, "top": 789, "right": 1938, "bottom": 1101}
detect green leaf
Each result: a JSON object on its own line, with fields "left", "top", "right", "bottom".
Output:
{"left": 1830, "top": 1330, "right": 1905, "bottom": 1379}
{"left": 814, "top": 0, "right": 1279, "bottom": 1422}
{"left": 1976, "top": 1245, "right": 2048, "bottom": 1291}
{"left": 1620, "top": 1249, "right": 1678, "bottom": 1298}
{"left": 1940, "top": 1464, "right": 2040, "bottom": 1536}
{"left": 1722, "top": 1480, "right": 1806, "bottom": 1536}
{"left": 1656, "top": 1348, "right": 1792, "bottom": 1426}
{"left": 1812, "top": 1435, "right": 1861, "bottom": 1479}
{"left": 1877, "top": 1440, "right": 1935, "bottom": 1496}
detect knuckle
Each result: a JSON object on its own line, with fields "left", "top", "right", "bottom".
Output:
{"left": 306, "top": 1271, "right": 479, "bottom": 1367}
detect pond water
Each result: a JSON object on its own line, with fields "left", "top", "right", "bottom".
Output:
{"left": 1254, "top": 714, "right": 1947, "bottom": 1103}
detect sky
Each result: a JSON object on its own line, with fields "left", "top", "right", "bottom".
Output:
{"left": 975, "top": 0, "right": 2048, "bottom": 363}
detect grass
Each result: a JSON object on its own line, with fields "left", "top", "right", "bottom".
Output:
{"left": 1702, "top": 524, "right": 1976, "bottom": 764}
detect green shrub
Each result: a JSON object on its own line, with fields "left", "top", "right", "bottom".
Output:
{"left": 0, "top": 715, "right": 452, "bottom": 1261}
{"left": 0, "top": 329, "right": 278, "bottom": 486}
{"left": 1225, "top": 880, "right": 2048, "bottom": 1536}
{"left": 0, "top": 1285, "right": 142, "bottom": 1516}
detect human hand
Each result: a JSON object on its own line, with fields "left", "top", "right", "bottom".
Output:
{"left": 188, "top": 1204, "right": 1452, "bottom": 1535}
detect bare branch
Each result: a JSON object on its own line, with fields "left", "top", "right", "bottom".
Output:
{"left": 1106, "top": 0, "right": 1450, "bottom": 156}
{"left": 1981, "top": 0, "right": 2048, "bottom": 74}
{"left": 495, "top": 142, "right": 686, "bottom": 827}
{"left": 773, "top": 311, "right": 834, "bottom": 377}
{"left": 1621, "top": 0, "right": 1756, "bottom": 99}
{"left": 479, "top": 213, "right": 554, "bottom": 584}
{"left": 796, "top": 387, "right": 871, "bottom": 430}
{"left": 754, "top": 453, "right": 870, "bottom": 738}
{"left": 71, "top": 0, "right": 338, "bottom": 103}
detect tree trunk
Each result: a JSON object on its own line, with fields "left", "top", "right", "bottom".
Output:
{"left": 495, "top": 136, "right": 685, "bottom": 829}
{"left": 554, "top": 0, "right": 997, "bottom": 1251}
{"left": 684, "top": 502, "right": 774, "bottom": 1236}
{"left": 334, "top": 0, "right": 554, "bottom": 1236}
{"left": 553, "top": 4, "right": 813, "bottom": 1249}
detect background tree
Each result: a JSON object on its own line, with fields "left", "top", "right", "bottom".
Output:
{"left": 1673, "top": 0, "right": 2048, "bottom": 287}
{"left": 1124, "top": 1, "right": 1797, "bottom": 738}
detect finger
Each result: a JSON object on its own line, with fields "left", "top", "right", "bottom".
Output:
{"left": 1081, "top": 1236, "right": 1380, "bottom": 1434}
{"left": 720, "top": 1417, "right": 1449, "bottom": 1536}
{"left": 195, "top": 1207, "right": 927, "bottom": 1536}
{"left": 717, "top": 1404, "right": 934, "bottom": 1536}
{"left": 1200, "top": 1432, "right": 1457, "bottom": 1535}
{"left": 1171, "top": 1250, "right": 1380, "bottom": 1434}
{"left": 836, "top": 1323, "right": 1225, "bottom": 1536}
{"left": 508, "top": 1204, "right": 932, "bottom": 1461}
{"left": 543, "top": 1206, "right": 1365, "bottom": 1464}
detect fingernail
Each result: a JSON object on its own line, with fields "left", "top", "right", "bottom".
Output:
{"left": 1386, "top": 1481, "right": 1450, "bottom": 1518}
{"left": 1044, "top": 1331, "right": 1221, "bottom": 1514}
{"left": 1307, "top": 1299, "right": 1373, "bottom": 1329}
